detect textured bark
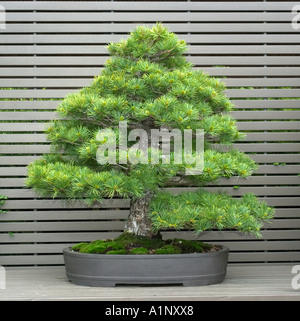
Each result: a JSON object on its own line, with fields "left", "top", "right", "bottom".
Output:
{"left": 124, "top": 191, "right": 156, "bottom": 238}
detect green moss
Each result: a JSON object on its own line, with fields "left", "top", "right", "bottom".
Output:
{"left": 154, "top": 245, "right": 181, "bottom": 254}
{"left": 129, "top": 247, "right": 149, "bottom": 255}
{"left": 72, "top": 239, "right": 125, "bottom": 253}
{"left": 71, "top": 242, "right": 89, "bottom": 251}
{"left": 170, "top": 239, "right": 212, "bottom": 253}
{"left": 106, "top": 249, "right": 127, "bottom": 254}
{"left": 115, "top": 232, "right": 164, "bottom": 249}
{"left": 80, "top": 244, "right": 108, "bottom": 254}
{"left": 71, "top": 233, "right": 212, "bottom": 255}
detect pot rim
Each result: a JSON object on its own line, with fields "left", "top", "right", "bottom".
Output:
{"left": 63, "top": 245, "right": 229, "bottom": 260}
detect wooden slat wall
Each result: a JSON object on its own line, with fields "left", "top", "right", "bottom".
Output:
{"left": 0, "top": 1, "right": 299, "bottom": 266}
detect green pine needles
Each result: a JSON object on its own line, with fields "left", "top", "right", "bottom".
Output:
{"left": 150, "top": 190, "right": 273, "bottom": 238}
{"left": 26, "top": 24, "right": 274, "bottom": 238}
{"left": 0, "top": 194, "right": 7, "bottom": 214}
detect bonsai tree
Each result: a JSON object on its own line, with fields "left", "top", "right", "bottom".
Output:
{"left": 26, "top": 24, "right": 274, "bottom": 248}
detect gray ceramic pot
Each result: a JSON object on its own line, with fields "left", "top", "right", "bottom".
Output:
{"left": 63, "top": 245, "right": 229, "bottom": 287}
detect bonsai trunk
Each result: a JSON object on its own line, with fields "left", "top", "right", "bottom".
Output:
{"left": 124, "top": 191, "right": 157, "bottom": 238}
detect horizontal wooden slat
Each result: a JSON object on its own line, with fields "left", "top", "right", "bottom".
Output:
{"left": 225, "top": 241, "right": 300, "bottom": 251}
{"left": 0, "top": 79, "right": 92, "bottom": 89}
{"left": 237, "top": 121, "right": 300, "bottom": 131}
{"left": 228, "top": 252, "right": 300, "bottom": 263}
{"left": 2, "top": 1, "right": 296, "bottom": 11}
{"left": 1, "top": 78, "right": 300, "bottom": 89}
{"left": 167, "top": 187, "right": 300, "bottom": 197}
{"left": 2, "top": 45, "right": 300, "bottom": 55}
{"left": 2, "top": 199, "right": 130, "bottom": 210}
{"left": 2, "top": 67, "right": 300, "bottom": 77}
{"left": 0, "top": 134, "right": 48, "bottom": 143}
{"left": 227, "top": 90, "right": 300, "bottom": 98}
{"left": 232, "top": 100, "right": 300, "bottom": 109}
{"left": 250, "top": 154, "right": 300, "bottom": 164}
{"left": 2, "top": 56, "right": 300, "bottom": 66}
{"left": 0, "top": 232, "right": 121, "bottom": 243}
{"left": 2, "top": 23, "right": 300, "bottom": 34}
{"left": 0, "top": 209, "right": 129, "bottom": 221}
{"left": 0, "top": 101, "right": 59, "bottom": 110}
{"left": 0, "top": 123, "right": 49, "bottom": 132}
{"left": 255, "top": 165, "right": 300, "bottom": 174}
{"left": 225, "top": 78, "right": 300, "bottom": 88}
{"left": 0, "top": 112, "right": 56, "bottom": 121}
{"left": 264, "top": 219, "right": 300, "bottom": 229}
{"left": 188, "top": 45, "right": 300, "bottom": 54}
{"left": 232, "top": 111, "right": 300, "bottom": 120}
{"left": 0, "top": 244, "right": 75, "bottom": 254}
{"left": 163, "top": 230, "right": 300, "bottom": 241}
{"left": 244, "top": 133, "right": 300, "bottom": 142}
{"left": 203, "top": 67, "right": 300, "bottom": 76}
{"left": 0, "top": 156, "right": 40, "bottom": 165}
{"left": 0, "top": 67, "right": 101, "bottom": 77}
{"left": 0, "top": 178, "right": 25, "bottom": 187}
{"left": 259, "top": 198, "right": 300, "bottom": 207}
{"left": 0, "top": 145, "right": 50, "bottom": 154}
{"left": 234, "top": 144, "right": 300, "bottom": 153}
{"left": 266, "top": 209, "right": 300, "bottom": 219}
{"left": 4, "top": 12, "right": 296, "bottom": 23}
{"left": 1, "top": 89, "right": 300, "bottom": 99}
{"left": 0, "top": 90, "right": 70, "bottom": 99}
{"left": 1, "top": 33, "right": 300, "bottom": 44}
{"left": 0, "top": 221, "right": 126, "bottom": 232}
{"left": 0, "top": 255, "right": 64, "bottom": 265}
{"left": 0, "top": 167, "right": 28, "bottom": 176}
{"left": 210, "top": 176, "right": 300, "bottom": 186}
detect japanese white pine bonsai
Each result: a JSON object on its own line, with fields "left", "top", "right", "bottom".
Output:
{"left": 26, "top": 24, "right": 274, "bottom": 253}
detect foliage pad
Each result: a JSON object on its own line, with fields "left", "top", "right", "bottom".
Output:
{"left": 26, "top": 24, "right": 274, "bottom": 238}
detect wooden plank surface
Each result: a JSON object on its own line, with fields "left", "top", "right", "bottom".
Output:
{"left": 4, "top": 12, "right": 296, "bottom": 23}
{"left": 1, "top": 45, "right": 299, "bottom": 55}
{"left": 1, "top": 89, "right": 300, "bottom": 99}
{"left": 1, "top": 67, "right": 299, "bottom": 77}
{"left": 2, "top": 56, "right": 299, "bottom": 66}
{"left": 1, "top": 78, "right": 300, "bottom": 89}
{"left": 3, "top": 33, "right": 300, "bottom": 44}
{"left": 0, "top": 265, "right": 299, "bottom": 301}
{"left": 2, "top": 23, "right": 299, "bottom": 34}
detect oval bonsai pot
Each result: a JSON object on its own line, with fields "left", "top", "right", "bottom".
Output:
{"left": 63, "top": 246, "right": 229, "bottom": 287}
